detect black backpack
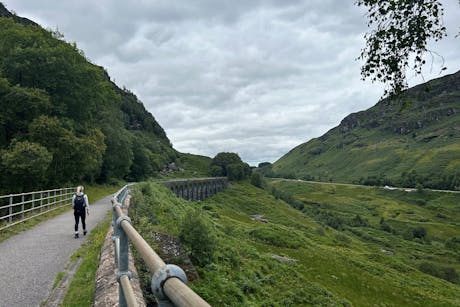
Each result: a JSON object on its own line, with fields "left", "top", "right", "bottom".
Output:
{"left": 74, "top": 194, "right": 85, "bottom": 212}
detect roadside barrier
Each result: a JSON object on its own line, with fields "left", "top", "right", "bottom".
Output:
{"left": 0, "top": 187, "right": 75, "bottom": 231}
{"left": 112, "top": 184, "right": 211, "bottom": 307}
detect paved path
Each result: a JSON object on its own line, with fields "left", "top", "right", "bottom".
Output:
{"left": 0, "top": 195, "right": 113, "bottom": 307}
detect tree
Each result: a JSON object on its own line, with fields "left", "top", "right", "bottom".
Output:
{"left": 179, "top": 208, "right": 217, "bottom": 267}
{"left": 128, "top": 139, "right": 154, "bottom": 181}
{"left": 28, "top": 116, "right": 106, "bottom": 184}
{"left": 357, "top": 0, "right": 452, "bottom": 96}
{"left": 1, "top": 140, "right": 52, "bottom": 192}
{"left": 0, "top": 77, "right": 51, "bottom": 146}
{"left": 100, "top": 126, "right": 133, "bottom": 181}
{"left": 250, "top": 172, "right": 264, "bottom": 188}
{"left": 211, "top": 152, "right": 251, "bottom": 180}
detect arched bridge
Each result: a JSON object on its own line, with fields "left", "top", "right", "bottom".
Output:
{"left": 159, "top": 177, "right": 228, "bottom": 201}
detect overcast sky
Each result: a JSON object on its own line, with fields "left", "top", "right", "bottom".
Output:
{"left": 3, "top": 0, "right": 460, "bottom": 165}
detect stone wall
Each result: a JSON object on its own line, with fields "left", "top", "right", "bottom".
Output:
{"left": 94, "top": 195, "right": 146, "bottom": 306}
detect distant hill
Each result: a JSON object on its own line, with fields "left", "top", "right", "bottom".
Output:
{"left": 273, "top": 70, "right": 460, "bottom": 189}
{"left": 0, "top": 3, "right": 208, "bottom": 192}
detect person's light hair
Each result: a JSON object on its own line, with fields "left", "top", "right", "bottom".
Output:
{"left": 76, "top": 186, "right": 84, "bottom": 193}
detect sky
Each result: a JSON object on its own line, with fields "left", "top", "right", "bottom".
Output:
{"left": 3, "top": 0, "right": 460, "bottom": 166}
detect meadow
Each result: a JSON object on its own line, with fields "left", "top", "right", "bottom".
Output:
{"left": 130, "top": 180, "right": 460, "bottom": 306}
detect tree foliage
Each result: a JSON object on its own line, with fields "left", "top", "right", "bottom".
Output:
{"left": 0, "top": 15, "right": 176, "bottom": 192}
{"left": 179, "top": 208, "right": 217, "bottom": 267}
{"left": 356, "top": 0, "right": 448, "bottom": 96}
{"left": 1, "top": 141, "right": 52, "bottom": 191}
{"left": 211, "top": 152, "right": 251, "bottom": 181}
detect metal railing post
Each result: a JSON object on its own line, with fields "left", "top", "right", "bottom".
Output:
{"left": 117, "top": 216, "right": 131, "bottom": 307}
{"left": 21, "top": 194, "right": 24, "bottom": 220}
{"left": 113, "top": 205, "right": 120, "bottom": 266}
{"left": 31, "top": 192, "right": 35, "bottom": 215}
{"left": 40, "top": 192, "right": 43, "bottom": 213}
{"left": 9, "top": 196, "right": 12, "bottom": 224}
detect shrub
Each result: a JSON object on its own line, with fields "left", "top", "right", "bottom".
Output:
{"left": 248, "top": 226, "right": 303, "bottom": 249}
{"left": 179, "top": 208, "right": 217, "bottom": 267}
{"left": 250, "top": 172, "right": 264, "bottom": 188}
{"left": 419, "top": 262, "right": 459, "bottom": 284}
{"left": 350, "top": 214, "right": 369, "bottom": 227}
{"left": 379, "top": 217, "right": 392, "bottom": 233}
{"left": 403, "top": 226, "right": 427, "bottom": 241}
{"left": 413, "top": 226, "right": 427, "bottom": 239}
{"left": 317, "top": 211, "right": 345, "bottom": 231}
{"left": 445, "top": 237, "right": 460, "bottom": 251}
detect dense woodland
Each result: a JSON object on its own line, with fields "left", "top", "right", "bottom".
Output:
{"left": 0, "top": 14, "right": 178, "bottom": 193}
{"left": 0, "top": 6, "right": 259, "bottom": 194}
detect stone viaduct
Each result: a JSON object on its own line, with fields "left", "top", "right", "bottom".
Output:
{"left": 159, "top": 177, "right": 228, "bottom": 201}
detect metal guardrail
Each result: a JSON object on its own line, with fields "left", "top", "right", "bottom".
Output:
{"left": 0, "top": 187, "right": 76, "bottom": 231}
{"left": 112, "top": 185, "right": 211, "bottom": 307}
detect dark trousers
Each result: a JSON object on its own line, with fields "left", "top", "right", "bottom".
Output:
{"left": 74, "top": 210, "right": 86, "bottom": 232}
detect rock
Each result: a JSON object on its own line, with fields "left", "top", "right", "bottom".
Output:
{"left": 380, "top": 249, "right": 394, "bottom": 255}
{"left": 250, "top": 215, "right": 269, "bottom": 223}
{"left": 151, "top": 231, "right": 199, "bottom": 282}
{"left": 271, "top": 254, "right": 297, "bottom": 263}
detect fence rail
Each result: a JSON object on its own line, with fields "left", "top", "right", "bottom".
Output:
{"left": 112, "top": 185, "right": 211, "bottom": 307}
{"left": 0, "top": 187, "right": 76, "bottom": 231}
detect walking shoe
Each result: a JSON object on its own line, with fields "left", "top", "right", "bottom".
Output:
{"left": 83, "top": 230, "right": 87, "bottom": 236}
{"left": 74, "top": 233, "right": 79, "bottom": 239}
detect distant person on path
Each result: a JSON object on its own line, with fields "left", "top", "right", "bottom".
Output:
{"left": 72, "top": 185, "right": 89, "bottom": 238}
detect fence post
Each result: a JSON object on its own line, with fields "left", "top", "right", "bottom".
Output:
{"left": 40, "top": 192, "right": 43, "bottom": 213}
{"left": 31, "top": 192, "right": 35, "bottom": 215}
{"left": 9, "top": 195, "right": 12, "bottom": 224}
{"left": 21, "top": 194, "right": 25, "bottom": 220}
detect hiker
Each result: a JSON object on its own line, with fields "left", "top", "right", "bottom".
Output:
{"left": 72, "top": 185, "right": 89, "bottom": 238}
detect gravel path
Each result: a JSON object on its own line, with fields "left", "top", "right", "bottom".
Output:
{"left": 0, "top": 194, "right": 113, "bottom": 307}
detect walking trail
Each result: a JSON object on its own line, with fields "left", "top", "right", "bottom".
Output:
{"left": 0, "top": 194, "right": 112, "bottom": 307}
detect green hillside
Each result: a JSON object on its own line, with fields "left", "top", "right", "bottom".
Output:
{"left": 272, "top": 71, "right": 460, "bottom": 189}
{"left": 131, "top": 181, "right": 460, "bottom": 306}
{"left": 0, "top": 4, "right": 213, "bottom": 192}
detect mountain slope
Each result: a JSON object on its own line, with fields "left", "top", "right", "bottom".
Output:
{"left": 131, "top": 181, "right": 460, "bottom": 306}
{"left": 0, "top": 3, "right": 181, "bottom": 192}
{"left": 273, "top": 70, "right": 460, "bottom": 189}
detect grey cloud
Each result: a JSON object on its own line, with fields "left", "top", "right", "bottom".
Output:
{"left": 4, "top": 0, "right": 459, "bottom": 165}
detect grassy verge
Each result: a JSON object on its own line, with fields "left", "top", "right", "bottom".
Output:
{"left": 0, "top": 184, "right": 120, "bottom": 243}
{"left": 60, "top": 213, "right": 112, "bottom": 307}
{"left": 130, "top": 181, "right": 460, "bottom": 306}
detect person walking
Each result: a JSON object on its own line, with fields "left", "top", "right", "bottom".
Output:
{"left": 72, "top": 185, "right": 89, "bottom": 238}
